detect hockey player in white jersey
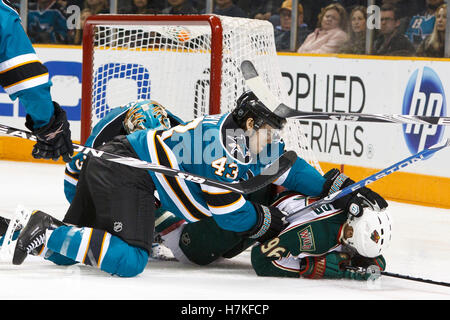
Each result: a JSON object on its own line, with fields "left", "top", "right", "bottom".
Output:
{"left": 0, "top": 0, "right": 73, "bottom": 162}
{"left": 12, "top": 91, "right": 387, "bottom": 277}
{"left": 250, "top": 191, "right": 392, "bottom": 280}
{"left": 152, "top": 168, "right": 391, "bottom": 270}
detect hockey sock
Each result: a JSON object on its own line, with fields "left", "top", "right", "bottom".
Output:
{"left": 160, "top": 222, "right": 192, "bottom": 264}
{"left": 47, "top": 225, "right": 149, "bottom": 277}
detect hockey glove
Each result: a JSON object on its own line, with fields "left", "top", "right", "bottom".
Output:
{"left": 244, "top": 203, "right": 286, "bottom": 244}
{"left": 300, "top": 252, "right": 370, "bottom": 280}
{"left": 25, "top": 102, "right": 73, "bottom": 163}
{"left": 351, "top": 254, "right": 386, "bottom": 271}
{"left": 321, "top": 169, "right": 388, "bottom": 217}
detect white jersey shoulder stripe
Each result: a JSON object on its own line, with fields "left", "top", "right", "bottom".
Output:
{"left": 200, "top": 184, "right": 232, "bottom": 195}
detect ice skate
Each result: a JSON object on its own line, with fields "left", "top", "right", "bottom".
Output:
{"left": 13, "top": 210, "right": 63, "bottom": 265}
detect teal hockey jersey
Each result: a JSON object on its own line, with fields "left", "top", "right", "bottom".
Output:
{"left": 64, "top": 104, "right": 183, "bottom": 203}
{"left": 0, "top": 0, "right": 54, "bottom": 128}
{"left": 127, "top": 113, "right": 326, "bottom": 233}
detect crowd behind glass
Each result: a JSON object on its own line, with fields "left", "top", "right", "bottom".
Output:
{"left": 11, "top": 0, "right": 448, "bottom": 57}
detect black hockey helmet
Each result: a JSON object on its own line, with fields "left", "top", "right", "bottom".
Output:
{"left": 232, "top": 91, "right": 286, "bottom": 130}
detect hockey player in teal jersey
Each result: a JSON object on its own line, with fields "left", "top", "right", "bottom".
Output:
{"left": 0, "top": 0, "right": 73, "bottom": 244}
{"left": 0, "top": 0, "right": 73, "bottom": 163}
{"left": 0, "top": 100, "right": 179, "bottom": 257}
{"left": 12, "top": 91, "right": 387, "bottom": 277}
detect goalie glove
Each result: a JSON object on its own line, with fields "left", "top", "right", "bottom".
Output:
{"left": 25, "top": 102, "right": 73, "bottom": 163}
{"left": 321, "top": 169, "right": 388, "bottom": 217}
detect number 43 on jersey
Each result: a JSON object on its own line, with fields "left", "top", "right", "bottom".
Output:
{"left": 211, "top": 157, "right": 238, "bottom": 180}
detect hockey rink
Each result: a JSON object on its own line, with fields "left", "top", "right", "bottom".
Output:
{"left": 0, "top": 160, "right": 449, "bottom": 300}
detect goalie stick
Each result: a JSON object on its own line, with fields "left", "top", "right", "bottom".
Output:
{"left": 285, "top": 138, "right": 450, "bottom": 223}
{"left": 241, "top": 60, "right": 450, "bottom": 126}
{"left": 0, "top": 123, "right": 297, "bottom": 195}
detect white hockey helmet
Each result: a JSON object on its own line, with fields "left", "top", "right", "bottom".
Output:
{"left": 343, "top": 208, "right": 393, "bottom": 258}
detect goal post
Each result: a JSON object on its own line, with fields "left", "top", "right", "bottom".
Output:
{"left": 80, "top": 14, "right": 322, "bottom": 173}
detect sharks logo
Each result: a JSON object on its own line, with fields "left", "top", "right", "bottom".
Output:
{"left": 225, "top": 132, "right": 251, "bottom": 163}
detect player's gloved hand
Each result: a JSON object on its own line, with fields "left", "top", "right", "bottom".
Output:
{"left": 243, "top": 203, "right": 286, "bottom": 244}
{"left": 300, "top": 252, "right": 370, "bottom": 280}
{"left": 321, "top": 169, "right": 388, "bottom": 217}
{"left": 351, "top": 254, "right": 386, "bottom": 271}
{"left": 25, "top": 102, "right": 73, "bottom": 163}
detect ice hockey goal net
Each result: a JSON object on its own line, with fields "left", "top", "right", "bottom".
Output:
{"left": 81, "top": 14, "right": 322, "bottom": 173}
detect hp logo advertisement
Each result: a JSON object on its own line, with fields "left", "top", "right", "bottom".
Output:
{"left": 402, "top": 67, "right": 446, "bottom": 157}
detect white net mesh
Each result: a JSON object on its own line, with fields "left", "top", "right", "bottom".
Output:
{"left": 85, "top": 15, "right": 322, "bottom": 173}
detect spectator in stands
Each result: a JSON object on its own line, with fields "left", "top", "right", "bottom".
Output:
{"left": 382, "top": 0, "right": 423, "bottom": 35}
{"left": 373, "top": 4, "right": 415, "bottom": 56}
{"left": 162, "top": 0, "right": 197, "bottom": 14}
{"left": 124, "top": 0, "right": 161, "bottom": 14}
{"left": 83, "top": 0, "right": 108, "bottom": 14}
{"left": 73, "top": 8, "right": 92, "bottom": 44}
{"left": 253, "top": 0, "right": 277, "bottom": 20}
{"left": 404, "top": 0, "right": 445, "bottom": 48}
{"left": 269, "top": 0, "right": 296, "bottom": 26}
{"left": 416, "top": 3, "right": 447, "bottom": 57}
{"left": 273, "top": 0, "right": 311, "bottom": 52}
{"left": 212, "top": 0, "right": 247, "bottom": 17}
{"left": 300, "top": 0, "right": 333, "bottom": 29}
{"left": 190, "top": 0, "right": 205, "bottom": 12}
{"left": 339, "top": 5, "right": 366, "bottom": 54}
{"left": 297, "top": 3, "right": 349, "bottom": 54}
{"left": 27, "top": 0, "right": 68, "bottom": 44}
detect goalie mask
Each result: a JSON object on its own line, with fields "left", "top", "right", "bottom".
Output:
{"left": 123, "top": 100, "right": 170, "bottom": 134}
{"left": 232, "top": 91, "right": 286, "bottom": 130}
{"left": 343, "top": 208, "right": 393, "bottom": 258}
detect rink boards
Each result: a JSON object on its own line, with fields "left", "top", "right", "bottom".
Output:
{"left": 0, "top": 46, "right": 448, "bottom": 208}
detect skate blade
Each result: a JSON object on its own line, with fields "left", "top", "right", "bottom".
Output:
{"left": 0, "top": 205, "right": 32, "bottom": 263}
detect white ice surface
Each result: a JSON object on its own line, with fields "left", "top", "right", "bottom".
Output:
{"left": 0, "top": 160, "right": 449, "bottom": 300}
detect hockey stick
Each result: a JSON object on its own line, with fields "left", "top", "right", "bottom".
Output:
{"left": 346, "top": 266, "right": 450, "bottom": 288}
{"left": 241, "top": 60, "right": 450, "bottom": 126}
{"left": 285, "top": 139, "right": 450, "bottom": 223}
{"left": 0, "top": 123, "right": 297, "bottom": 195}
